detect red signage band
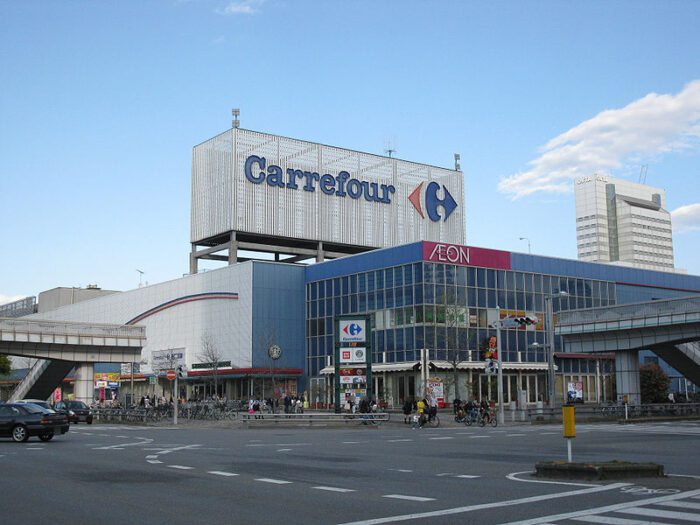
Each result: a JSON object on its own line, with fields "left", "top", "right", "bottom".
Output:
{"left": 422, "top": 241, "right": 511, "bottom": 270}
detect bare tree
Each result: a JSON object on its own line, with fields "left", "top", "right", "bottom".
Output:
{"left": 197, "top": 334, "right": 223, "bottom": 398}
{"left": 442, "top": 288, "right": 471, "bottom": 402}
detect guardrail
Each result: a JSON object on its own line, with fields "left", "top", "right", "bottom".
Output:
{"left": 239, "top": 411, "right": 391, "bottom": 428}
{"left": 527, "top": 403, "right": 700, "bottom": 423}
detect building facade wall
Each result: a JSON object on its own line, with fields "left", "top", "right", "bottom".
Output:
{"left": 305, "top": 241, "right": 700, "bottom": 406}
{"left": 192, "top": 128, "right": 466, "bottom": 248}
{"left": 30, "top": 263, "right": 257, "bottom": 374}
{"left": 574, "top": 175, "right": 675, "bottom": 271}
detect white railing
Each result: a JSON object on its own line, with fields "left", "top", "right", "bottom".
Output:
{"left": 8, "top": 359, "right": 49, "bottom": 402}
{"left": 0, "top": 318, "right": 145, "bottom": 341}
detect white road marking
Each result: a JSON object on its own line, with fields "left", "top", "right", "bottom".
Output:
{"left": 275, "top": 443, "right": 311, "bottom": 446}
{"left": 429, "top": 437, "right": 453, "bottom": 440}
{"left": 507, "top": 433, "right": 526, "bottom": 437}
{"left": 383, "top": 495, "right": 435, "bottom": 502}
{"left": 506, "top": 470, "right": 599, "bottom": 487}
{"left": 94, "top": 438, "right": 153, "bottom": 450}
{"left": 469, "top": 435, "right": 489, "bottom": 439}
{"left": 387, "top": 439, "right": 413, "bottom": 443}
{"left": 436, "top": 473, "right": 453, "bottom": 477}
{"left": 313, "top": 486, "right": 356, "bottom": 493}
{"left": 208, "top": 471, "right": 239, "bottom": 477}
{"left": 337, "top": 482, "right": 631, "bottom": 525}
{"left": 168, "top": 465, "right": 194, "bottom": 470}
{"left": 25, "top": 447, "right": 44, "bottom": 450}
{"left": 277, "top": 448, "right": 292, "bottom": 452}
{"left": 245, "top": 443, "right": 267, "bottom": 447}
{"left": 455, "top": 475, "right": 480, "bottom": 479}
{"left": 572, "top": 516, "right": 666, "bottom": 524}
{"left": 498, "top": 488, "right": 700, "bottom": 525}
{"left": 541, "top": 432, "right": 558, "bottom": 435}
{"left": 110, "top": 447, "right": 125, "bottom": 450}
{"left": 146, "top": 455, "right": 159, "bottom": 459}
{"left": 617, "top": 506, "right": 700, "bottom": 520}
{"left": 147, "top": 460, "right": 163, "bottom": 464}
{"left": 116, "top": 435, "right": 128, "bottom": 438}
{"left": 81, "top": 432, "right": 93, "bottom": 435}
{"left": 255, "top": 478, "right": 292, "bottom": 484}
{"left": 389, "top": 469, "right": 413, "bottom": 473}
{"left": 342, "top": 441, "right": 361, "bottom": 444}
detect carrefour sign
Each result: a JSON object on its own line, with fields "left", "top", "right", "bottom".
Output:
{"left": 245, "top": 155, "right": 397, "bottom": 204}
{"left": 338, "top": 319, "right": 366, "bottom": 343}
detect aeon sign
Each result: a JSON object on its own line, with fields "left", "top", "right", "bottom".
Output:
{"left": 423, "top": 241, "right": 511, "bottom": 270}
{"left": 408, "top": 181, "right": 457, "bottom": 222}
{"left": 244, "top": 155, "right": 396, "bottom": 204}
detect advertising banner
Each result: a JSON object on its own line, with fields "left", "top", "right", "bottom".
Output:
{"left": 567, "top": 381, "right": 584, "bottom": 403}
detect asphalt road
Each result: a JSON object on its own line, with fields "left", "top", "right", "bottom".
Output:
{"left": 1, "top": 419, "right": 699, "bottom": 524}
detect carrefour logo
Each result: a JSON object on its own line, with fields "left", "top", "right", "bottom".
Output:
{"left": 343, "top": 323, "right": 363, "bottom": 337}
{"left": 245, "top": 155, "right": 396, "bottom": 204}
{"left": 408, "top": 181, "right": 457, "bottom": 222}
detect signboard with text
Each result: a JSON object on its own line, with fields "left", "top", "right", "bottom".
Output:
{"left": 335, "top": 316, "right": 372, "bottom": 412}
{"left": 423, "top": 241, "right": 511, "bottom": 270}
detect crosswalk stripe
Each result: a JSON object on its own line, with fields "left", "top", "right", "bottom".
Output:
{"left": 208, "top": 471, "right": 239, "bottom": 477}
{"left": 572, "top": 515, "right": 667, "bottom": 524}
{"left": 167, "top": 465, "right": 193, "bottom": 470}
{"left": 618, "top": 507, "right": 700, "bottom": 521}
{"left": 657, "top": 500, "right": 700, "bottom": 510}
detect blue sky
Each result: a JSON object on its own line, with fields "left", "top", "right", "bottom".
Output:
{"left": 2, "top": 1, "right": 700, "bottom": 303}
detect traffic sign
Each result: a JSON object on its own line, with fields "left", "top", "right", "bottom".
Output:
{"left": 165, "top": 370, "right": 176, "bottom": 381}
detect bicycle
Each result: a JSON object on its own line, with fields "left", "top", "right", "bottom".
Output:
{"left": 478, "top": 409, "right": 497, "bottom": 427}
{"left": 464, "top": 408, "right": 479, "bottom": 426}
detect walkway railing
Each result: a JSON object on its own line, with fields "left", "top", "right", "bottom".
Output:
{"left": 527, "top": 402, "right": 700, "bottom": 423}
{"left": 557, "top": 295, "right": 700, "bottom": 334}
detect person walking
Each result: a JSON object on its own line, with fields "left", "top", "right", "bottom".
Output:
{"left": 403, "top": 397, "right": 413, "bottom": 424}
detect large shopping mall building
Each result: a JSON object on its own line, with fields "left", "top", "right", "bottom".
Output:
{"left": 14, "top": 127, "right": 700, "bottom": 406}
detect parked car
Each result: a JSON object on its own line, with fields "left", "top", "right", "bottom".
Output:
{"left": 54, "top": 400, "right": 93, "bottom": 424}
{"left": 0, "top": 403, "right": 70, "bottom": 442}
{"left": 16, "top": 399, "right": 55, "bottom": 411}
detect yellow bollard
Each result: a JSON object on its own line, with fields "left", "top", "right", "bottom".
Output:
{"left": 562, "top": 405, "right": 575, "bottom": 462}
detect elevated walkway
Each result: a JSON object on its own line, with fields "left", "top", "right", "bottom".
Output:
{"left": 556, "top": 295, "right": 700, "bottom": 403}
{"left": 1, "top": 318, "right": 145, "bottom": 404}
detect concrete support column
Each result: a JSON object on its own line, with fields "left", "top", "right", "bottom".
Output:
{"left": 614, "top": 350, "right": 641, "bottom": 405}
{"left": 316, "top": 241, "right": 325, "bottom": 263}
{"left": 228, "top": 231, "right": 238, "bottom": 265}
{"left": 74, "top": 363, "right": 94, "bottom": 406}
{"left": 189, "top": 244, "right": 198, "bottom": 275}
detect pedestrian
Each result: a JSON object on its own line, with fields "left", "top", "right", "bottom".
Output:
{"left": 403, "top": 397, "right": 413, "bottom": 424}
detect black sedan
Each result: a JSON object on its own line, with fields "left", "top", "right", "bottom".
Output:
{"left": 54, "top": 400, "right": 93, "bottom": 424}
{"left": 0, "top": 403, "right": 70, "bottom": 442}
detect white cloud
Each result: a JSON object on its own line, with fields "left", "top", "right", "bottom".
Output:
{"left": 218, "top": 0, "right": 264, "bottom": 15}
{"left": 672, "top": 203, "right": 700, "bottom": 233}
{"left": 499, "top": 80, "right": 700, "bottom": 200}
{"left": 0, "top": 294, "right": 27, "bottom": 306}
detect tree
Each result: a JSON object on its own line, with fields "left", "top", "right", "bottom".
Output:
{"left": 198, "top": 334, "right": 223, "bottom": 398}
{"left": 257, "top": 327, "right": 279, "bottom": 402}
{"left": 441, "top": 287, "right": 471, "bottom": 402}
{"left": 640, "top": 363, "right": 670, "bottom": 404}
{"left": 0, "top": 355, "right": 10, "bottom": 376}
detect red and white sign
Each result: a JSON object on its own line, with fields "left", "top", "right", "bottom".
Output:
{"left": 339, "top": 347, "right": 366, "bottom": 364}
{"left": 53, "top": 388, "right": 62, "bottom": 403}
{"left": 165, "top": 370, "right": 177, "bottom": 381}
{"left": 423, "top": 241, "right": 511, "bottom": 270}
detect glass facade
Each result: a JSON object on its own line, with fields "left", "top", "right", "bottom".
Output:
{"left": 306, "top": 262, "right": 616, "bottom": 378}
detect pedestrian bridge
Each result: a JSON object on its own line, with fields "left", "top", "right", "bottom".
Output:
{"left": 556, "top": 295, "right": 700, "bottom": 403}
{"left": 0, "top": 318, "right": 145, "bottom": 403}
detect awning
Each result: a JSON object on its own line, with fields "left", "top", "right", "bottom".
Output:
{"left": 319, "top": 361, "right": 420, "bottom": 375}
{"left": 372, "top": 361, "right": 420, "bottom": 372}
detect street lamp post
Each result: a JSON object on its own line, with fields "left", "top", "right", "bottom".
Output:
{"left": 544, "top": 291, "right": 568, "bottom": 409}
{"left": 519, "top": 237, "right": 532, "bottom": 254}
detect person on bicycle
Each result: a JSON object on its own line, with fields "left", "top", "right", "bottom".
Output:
{"left": 479, "top": 399, "right": 491, "bottom": 424}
